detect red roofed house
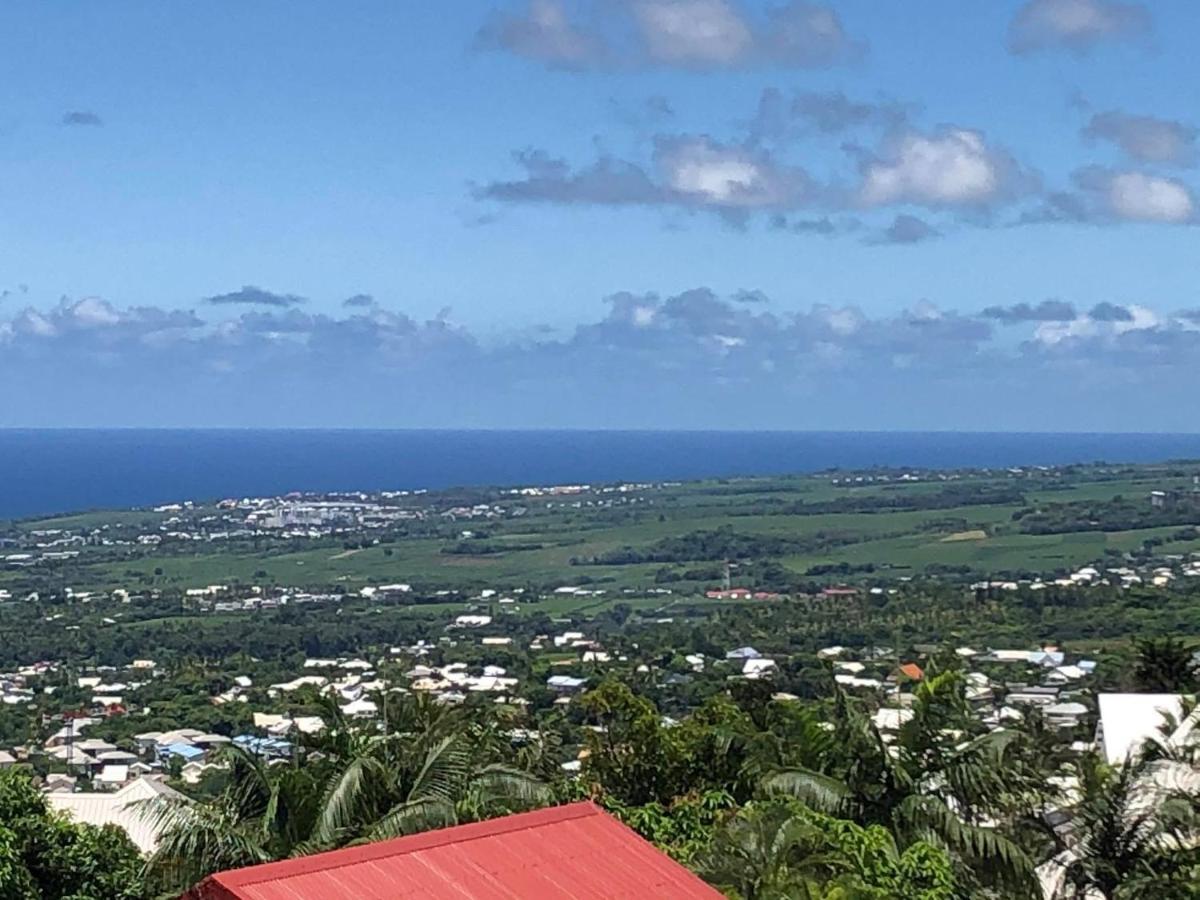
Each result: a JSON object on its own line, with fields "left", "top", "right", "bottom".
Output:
{"left": 182, "top": 802, "right": 722, "bottom": 899}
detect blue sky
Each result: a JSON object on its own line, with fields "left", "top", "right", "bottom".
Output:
{"left": 2, "top": 0, "right": 1199, "bottom": 429}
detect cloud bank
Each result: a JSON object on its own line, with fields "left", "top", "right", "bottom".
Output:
{"left": 478, "top": 0, "right": 863, "bottom": 71}
{"left": 3, "top": 289, "right": 1197, "bottom": 430}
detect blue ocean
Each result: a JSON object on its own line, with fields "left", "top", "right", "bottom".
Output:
{"left": 2, "top": 429, "right": 1199, "bottom": 520}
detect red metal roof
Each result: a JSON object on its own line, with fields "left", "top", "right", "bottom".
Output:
{"left": 182, "top": 802, "right": 722, "bottom": 900}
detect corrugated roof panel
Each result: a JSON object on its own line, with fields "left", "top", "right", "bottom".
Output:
{"left": 184, "top": 802, "right": 720, "bottom": 899}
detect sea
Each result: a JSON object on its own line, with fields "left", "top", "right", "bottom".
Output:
{"left": 2, "top": 429, "right": 1199, "bottom": 520}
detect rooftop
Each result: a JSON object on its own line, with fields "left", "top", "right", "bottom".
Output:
{"left": 183, "top": 802, "right": 721, "bottom": 899}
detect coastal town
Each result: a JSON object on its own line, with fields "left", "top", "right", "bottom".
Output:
{"left": 3, "top": 463, "right": 1200, "bottom": 897}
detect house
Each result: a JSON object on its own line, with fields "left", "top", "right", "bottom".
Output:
{"left": 156, "top": 728, "right": 206, "bottom": 745}
{"left": 872, "top": 708, "right": 914, "bottom": 732}
{"left": 182, "top": 802, "right": 721, "bottom": 899}
{"left": 96, "top": 764, "right": 130, "bottom": 787}
{"left": 159, "top": 742, "right": 205, "bottom": 763}
{"left": 192, "top": 734, "right": 232, "bottom": 750}
{"left": 341, "top": 697, "right": 378, "bottom": 717}
{"left": 1043, "top": 701, "right": 1089, "bottom": 729}
{"left": 75, "top": 738, "right": 118, "bottom": 755}
{"left": 42, "top": 773, "right": 77, "bottom": 793}
{"left": 987, "top": 650, "right": 1035, "bottom": 663}
{"left": 1095, "top": 693, "right": 1185, "bottom": 764}
{"left": 181, "top": 761, "right": 224, "bottom": 785}
{"left": 47, "top": 776, "right": 188, "bottom": 854}
{"left": 97, "top": 749, "right": 139, "bottom": 765}
{"left": 741, "top": 659, "right": 777, "bottom": 679}
{"left": 547, "top": 675, "right": 588, "bottom": 692}
{"left": 134, "top": 731, "right": 163, "bottom": 751}
{"left": 231, "top": 735, "right": 293, "bottom": 759}
{"left": 725, "top": 646, "right": 761, "bottom": 661}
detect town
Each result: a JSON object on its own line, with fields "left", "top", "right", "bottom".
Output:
{"left": 2, "top": 461, "right": 1200, "bottom": 896}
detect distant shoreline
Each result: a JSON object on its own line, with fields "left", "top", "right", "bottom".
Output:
{"left": 4, "top": 429, "right": 1200, "bottom": 520}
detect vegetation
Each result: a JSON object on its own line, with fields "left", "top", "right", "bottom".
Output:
{"left": 0, "top": 770, "right": 142, "bottom": 899}
{"left": 5, "top": 462, "right": 1200, "bottom": 602}
{"left": 3, "top": 461, "right": 1200, "bottom": 897}
{"left": 90, "top": 672, "right": 1199, "bottom": 899}
{"left": 143, "top": 695, "right": 551, "bottom": 895}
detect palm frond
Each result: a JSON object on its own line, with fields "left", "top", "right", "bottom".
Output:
{"left": 762, "top": 768, "right": 854, "bottom": 817}
{"left": 311, "top": 754, "right": 388, "bottom": 847}
{"left": 407, "top": 735, "right": 472, "bottom": 805}
{"left": 895, "top": 794, "right": 1037, "bottom": 898}
{"left": 367, "top": 797, "right": 458, "bottom": 842}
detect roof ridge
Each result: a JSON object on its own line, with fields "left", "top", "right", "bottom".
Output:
{"left": 216, "top": 801, "right": 603, "bottom": 888}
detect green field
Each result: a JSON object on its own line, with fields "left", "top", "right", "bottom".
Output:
{"left": 4, "top": 464, "right": 1199, "bottom": 594}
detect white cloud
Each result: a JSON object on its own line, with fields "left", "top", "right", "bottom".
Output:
{"left": 1009, "top": 0, "right": 1150, "bottom": 54}
{"left": 1033, "top": 302, "right": 1158, "bottom": 344}
{"left": 859, "top": 130, "right": 1020, "bottom": 208}
{"left": 1107, "top": 171, "right": 1195, "bottom": 223}
{"left": 632, "top": 305, "right": 656, "bottom": 327}
{"left": 631, "top": 0, "right": 752, "bottom": 66}
{"left": 480, "top": 0, "right": 860, "bottom": 71}
{"left": 477, "top": 0, "right": 602, "bottom": 68}
{"left": 656, "top": 137, "right": 808, "bottom": 209}
{"left": 667, "top": 152, "right": 762, "bottom": 203}
{"left": 1082, "top": 110, "right": 1197, "bottom": 166}
{"left": 72, "top": 297, "right": 123, "bottom": 327}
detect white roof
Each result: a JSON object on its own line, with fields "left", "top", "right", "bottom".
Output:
{"left": 742, "top": 659, "right": 777, "bottom": 677}
{"left": 75, "top": 739, "right": 117, "bottom": 753}
{"left": 872, "top": 708, "right": 914, "bottom": 731}
{"left": 47, "top": 776, "right": 187, "bottom": 854}
{"left": 340, "top": 698, "right": 378, "bottom": 716}
{"left": 990, "top": 649, "right": 1034, "bottom": 662}
{"left": 1044, "top": 702, "right": 1089, "bottom": 717}
{"left": 725, "top": 646, "right": 761, "bottom": 660}
{"left": 97, "top": 749, "right": 138, "bottom": 761}
{"left": 97, "top": 764, "right": 129, "bottom": 783}
{"left": 1096, "top": 693, "right": 1184, "bottom": 764}
{"left": 290, "top": 716, "right": 326, "bottom": 735}
{"left": 192, "top": 733, "right": 231, "bottom": 744}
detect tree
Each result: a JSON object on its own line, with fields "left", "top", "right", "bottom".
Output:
{"left": 0, "top": 769, "right": 143, "bottom": 900}
{"left": 143, "top": 744, "right": 321, "bottom": 894}
{"left": 1134, "top": 638, "right": 1198, "bottom": 693}
{"left": 1054, "top": 753, "right": 1200, "bottom": 900}
{"left": 699, "top": 800, "right": 958, "bottom": 900}
{"left": 763, "top": 673, "right": 1039, "bottom": 897}
{"left": 145, "top": 693, "right": 551, "bottom": 894}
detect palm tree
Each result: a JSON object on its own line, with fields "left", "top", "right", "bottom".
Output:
{"left": 144, "top": 693, "right": 552, "bottom": 893}
{"left": 142, "top": 745, "right": 322, "bottom": 894}
{"left": 304, "top": 692, "right": 551, "bottom": 846}
{"left": 762, "top": 673, "right": 1039, "bottom": 897}
{"left": 1049, "top": 753, "right": 1193, "bottom": 900}
{"left": 1133, "top": 638, "right": 1198, "bottom": 693}
{"left": 699, "top": 803, "right": 857, "bottom": 899}
{"left": 699, "top": 801, "right": 960, "bottom": 900}
{"left": 1048, "top": 708, "right": 1200, "bottom": 900}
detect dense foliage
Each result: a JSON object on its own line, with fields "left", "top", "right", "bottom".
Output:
{"left": 0, "top": 770, "right": 143, "bottom": 900}
{"left": 116, "top": 670, "right": 1200, "bottom": 899}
